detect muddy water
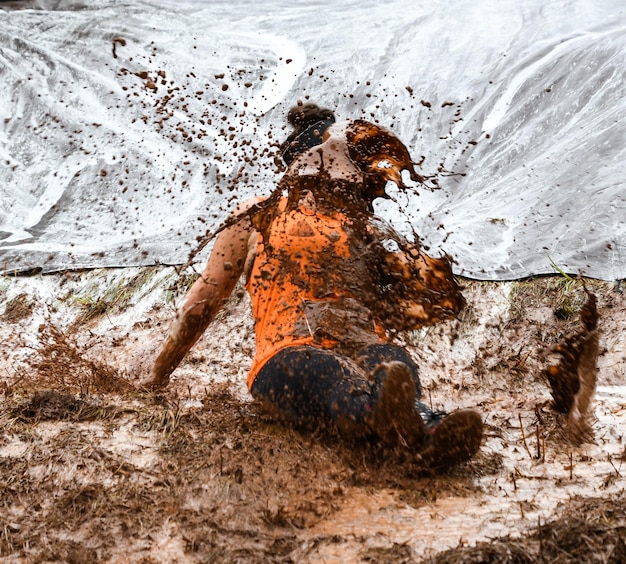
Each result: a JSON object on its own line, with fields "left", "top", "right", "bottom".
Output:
{"left": 1, "top": 270, "right": 624, "bottom": 562}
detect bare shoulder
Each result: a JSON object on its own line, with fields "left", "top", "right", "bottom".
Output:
{"left": 232, "top": 195, "right": 266, "bottom": 217}
{"left": 207, "top": 196, "right": 266, "bottom": 277}
{"left": 231, "top": 197, "right": 265, "bottom": 272}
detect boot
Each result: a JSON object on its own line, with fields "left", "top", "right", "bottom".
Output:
{"left": 418, "top": 409, "right": 483, "bottom": 470}
{"left": 366, "top": 361, "right": 425, "bottom": 449}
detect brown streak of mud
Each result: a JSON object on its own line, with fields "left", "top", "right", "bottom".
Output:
{"left": 428, "top": 492, "right": 626, "bottom": 563}
{"left": 23, "top": 324, "right": 134, "bottom": 396}
{"left": 0, "top": 270, "right": 625, "bottom": 562}
{"left": 1, "top": 293, "right": 34, "bottom": 324}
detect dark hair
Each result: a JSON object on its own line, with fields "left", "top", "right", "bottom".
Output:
{"left": 280, "top": 103, "right": 336, "bottom": 165}
{"left": 287, "top": 103, "right": 335, "bottom": 129}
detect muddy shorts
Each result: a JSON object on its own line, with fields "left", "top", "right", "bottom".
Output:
{"left": 250, "top": 343, "right": 423, "bottom": 434}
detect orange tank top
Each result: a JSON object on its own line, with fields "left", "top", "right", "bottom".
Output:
{"left": 245, "top": 200, "right": 385, "bottom": 389}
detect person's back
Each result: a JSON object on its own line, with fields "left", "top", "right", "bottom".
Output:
{"left": 246, "top": 190, "right": 386, "bottom": 389}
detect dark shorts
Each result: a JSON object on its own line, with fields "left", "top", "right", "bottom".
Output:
{"left": 250, "top": 343, "right": 422, "bottom": 435}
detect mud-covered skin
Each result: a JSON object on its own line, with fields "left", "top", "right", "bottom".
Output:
{"left": 144, "top": 198, "right": 260, "bottom": 389}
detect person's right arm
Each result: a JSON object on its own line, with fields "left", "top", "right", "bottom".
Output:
{"left": 143, "top": 199, "right": 259, "bottom": 389}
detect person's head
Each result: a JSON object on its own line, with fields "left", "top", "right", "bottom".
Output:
{"left": 287, "top": 102, "right": 335, "bottom": 130}
{"left": 281, "top": 107, "right": 421, "bottom": 211}
{"left": 280, "top": 103, "right": 336, "bottom": 166}
{"left": 280, "top": 120, "right": 420, "bottom": 215}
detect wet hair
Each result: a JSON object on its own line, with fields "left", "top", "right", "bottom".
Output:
{"left": 287, "top": 103, "right": 335, "bottom": 129}
{"left": 280, "top": 103, "right": 336, "bottom": 165}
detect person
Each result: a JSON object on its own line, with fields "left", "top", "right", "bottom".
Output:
{"left": 143, "top": 103, "right": 483, "bottom": 470}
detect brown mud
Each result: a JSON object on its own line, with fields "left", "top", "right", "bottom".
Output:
{"left": 0, "top": 268, "right": 625, "bottom": 563}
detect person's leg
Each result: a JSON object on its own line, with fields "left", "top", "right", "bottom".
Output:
{"left": 418, "top": 410, "right": 484, "bottom": 470}
{"left": 251, "top": 344, "right": 483, "bottom": 468}
{"left": 251, "top": 344, "right": 429, "bottom": 448}
{"left": 354, "top": 343, "right": 421, "bottom": 394}
{"left": 354, "top": 344, "right": 443, "bottom": 426}
{"left": 356, "top": 343, "right": 484, "bottom": 468}
{"left": 365, "top": 360, "right": 425, "bottom": 449}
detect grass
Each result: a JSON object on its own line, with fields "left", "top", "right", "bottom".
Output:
{"left": 17, "top": 323, "right": 134, "bottom": 397}
{"left": 428, "top": 492, "right": 626, "bottom": 563}
{"left": 137, "top": 397, "right": 186, "bottom": 439}
{"left": 163, "top": 270, "right": 200, "bottom": 306}
{"left": 1, "top": 293, "right": 35, "bottom": 323}
{"left": 508, "top": 274, "right": 593, "bottom": 325}
{"left": 68, "top": 267, "right": 160, "bottom": 325}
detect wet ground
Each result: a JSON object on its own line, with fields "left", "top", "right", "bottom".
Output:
{"left": 0, "top": 268, "right": 625, "bottom": 562}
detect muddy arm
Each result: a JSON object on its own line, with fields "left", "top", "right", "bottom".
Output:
{"left": 144, "top": 202, "right": 258, "bottom": 389}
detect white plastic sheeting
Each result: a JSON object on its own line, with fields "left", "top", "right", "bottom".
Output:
{"left": 1, "top": 0, "right": 624, "bottom": 279}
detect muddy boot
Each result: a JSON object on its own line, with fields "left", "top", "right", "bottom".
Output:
{"left": 367, "top": 361, "right": 425, "bottom": 449}
{"left": 418, "top": 409, "right": 483, "bottom": 470}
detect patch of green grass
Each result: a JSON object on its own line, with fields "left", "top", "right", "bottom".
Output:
{"left": 508, "top": 278, "right": 542, "bottom": 322}
{"left": 508, "top": 272, "right": 592, "bottom": 324}
{"left": 71, "top": 267, "right": 160, "bottom": 324}
{"left": 73, "top": 295, "right": 109, "bottom": 322}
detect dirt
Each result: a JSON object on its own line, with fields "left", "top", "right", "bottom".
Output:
{"left": 0, "top": 268, "right": 624, "bottom": 563}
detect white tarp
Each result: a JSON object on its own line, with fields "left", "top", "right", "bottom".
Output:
{"left": 1, "top": 0, "right": 624, "bottom": 279}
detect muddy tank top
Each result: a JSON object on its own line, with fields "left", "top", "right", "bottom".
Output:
{"left": 245, "top": 200, "right": 385, "bottom": 390}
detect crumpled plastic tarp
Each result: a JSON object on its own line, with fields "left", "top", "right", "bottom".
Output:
{"left": 1, "top": 0, "right": 624, "bottom": 280}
